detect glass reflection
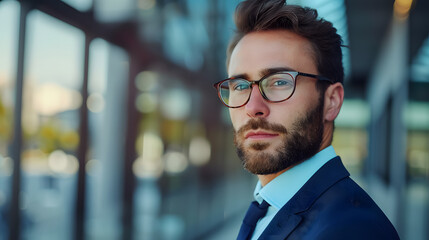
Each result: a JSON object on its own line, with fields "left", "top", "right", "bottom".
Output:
{"left": 189, "top": 136, "right": 211, "bottom": 166}
{"left": 94, "top": 0, "right": 135, "bottom": 22}
{"left": 133, "top": 131, "right": 164, "bottom": 179}
{"left": 411, "top": 35, "right": 429, "bottom": 82}
{"left": 406, "top": 102, "right": 429, "bottom": 179}
{"left": 138, "top": 0, "right": 156, "bottom": 10}
{"left": 21, "top": 10, "right": 85, "bottom": 239}
{"left": 85, "top": 38, "right": 129, "bottom": 239}
{"left": 162, "top": 2, "right": 208, "bottom": 71}
{"left": 163, "top": 149, "right": 188, "bottom": 174}
{"left": 131, "top": 65, "right": 225, "bottom": 239}
{"left": 0, "top": 1, "right": 19, "bottom": 238}
{"left": 61, "top": 0, "right": 93, "bottom": 12}
{"left": 160, "top": 87, "right": 191, "bottom": 120}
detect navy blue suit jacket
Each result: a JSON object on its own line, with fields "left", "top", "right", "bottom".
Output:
{"left": 257, "top": 157, "right": 400, "bottom": 240}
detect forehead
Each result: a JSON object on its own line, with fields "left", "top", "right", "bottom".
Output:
{"left": 228, "top": 30, "right": 317, "bottom": 77}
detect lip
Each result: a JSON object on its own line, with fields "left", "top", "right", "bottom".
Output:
{"left": 245, "top": 130, "right": 279, "bottom": 139}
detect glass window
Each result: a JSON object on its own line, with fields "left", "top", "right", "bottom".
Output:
{"left": 333, "top": 99, "right": 370, "bottom": 176}
{"left": 21, "top": 10, "right": 85, "bottom": 240}
{"left": 132, "top": 68, "right": 224, "bottom": 239}
{"left": 411, "top": 35, "right": 429, "bottom": 83}
{"left": 0, "top": 1, "right": 20, "bottom": 239}
{"left": 85, "top": 38, "right": 129, "bottom": 239}
{"left": 332, "top": 127, "right": 368, "bottom": 175}
{"left": 406, "top": 101, "right": 429, "bottom": 180}
{"left": 331, "top": 98, "right": 369, "bottom": 212}
{"left": 94, "top": 0, "right": 135, "bottom": 22}
{"left": 162, "top": 3, "right": 208, "bottom": 71}
{"left": 61, "top": 0, "right": 93, "bottom": 12}
{"left": 288, "top": 0, "right": 351, "bottom": 78}
{"left": 404, "top": 101, "right": 429, "bottom": 240}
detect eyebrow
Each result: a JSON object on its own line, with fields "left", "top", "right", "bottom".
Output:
{"left": 229, "top": 66, "right": 297, "bottom": 80}
{"left": 260, "top": 67, "right": 296, "bottom": 77}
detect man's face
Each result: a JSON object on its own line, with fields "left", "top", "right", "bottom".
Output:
{"left": 228, "top": 30, "right": 325, "bottom": 175}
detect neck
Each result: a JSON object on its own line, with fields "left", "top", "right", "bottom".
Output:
{"left": 257, "top": 165, "right": 291, "bottom": 187}
{"left": 258, "top": 172, "right": 282, "bottom": 187}
{"left": 319, "top": 122, "right": 333, "bottom": 151}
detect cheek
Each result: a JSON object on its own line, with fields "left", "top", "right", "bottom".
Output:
{"left": 282, "top": 87, "right": 320, "bottom": 116}
{"left": 269, "top": 103, "right": 306, "bottom": 127}
{"left": 229, "top": 109, "right": 243, "bottom": 131}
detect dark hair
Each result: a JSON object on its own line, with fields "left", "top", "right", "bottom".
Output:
{"left": 227, "top": 0, "right": 344, "bottom": 88}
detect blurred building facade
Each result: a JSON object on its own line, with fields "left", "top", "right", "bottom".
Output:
{"left": 0, "top": 0, "right": 428, "bottom": 239}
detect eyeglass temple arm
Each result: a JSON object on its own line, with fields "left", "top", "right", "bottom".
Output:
{"left": 298, "top": 72, "right": 334, "bottom": 83}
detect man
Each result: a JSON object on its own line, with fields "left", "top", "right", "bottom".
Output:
{"left": 213, "top": 0, "right": 400, "bottom": 239}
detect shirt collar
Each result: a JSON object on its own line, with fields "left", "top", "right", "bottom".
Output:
{"left": 253, "top": 146, "right": 337, "bottom": 209}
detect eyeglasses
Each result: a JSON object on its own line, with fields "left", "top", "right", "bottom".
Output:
{"left": 213, "top": 71, "right": 333, "bottom": 108}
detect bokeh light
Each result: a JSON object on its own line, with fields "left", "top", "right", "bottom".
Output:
{"left": 189, "top": 136, "right": 211, "bottom": 166}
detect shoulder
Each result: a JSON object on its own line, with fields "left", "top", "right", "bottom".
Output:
{"left": 301, "top": 177, "right": 400, "bottom": 240}
{"left": 313, "top": 211, "right": 400, "bottom": 240}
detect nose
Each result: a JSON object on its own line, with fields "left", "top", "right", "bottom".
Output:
{"left": 245, "top": 85, "right": 270, "bottom": 118}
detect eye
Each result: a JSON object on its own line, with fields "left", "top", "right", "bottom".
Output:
{"left": 230, "top": 80, "right": 250, "bottom": 91}
{"left": 264, "top": 77, "right": 294, "bottom": 89}
{"left": 272, "top": 80, "right": 291, "bottom": 86}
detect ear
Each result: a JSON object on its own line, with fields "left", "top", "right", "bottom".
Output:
{"left": 323, "top": 83, "right": 344, "bottom": 122}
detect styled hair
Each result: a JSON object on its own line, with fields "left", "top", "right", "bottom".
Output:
{"left": 226, "top": 0, "right": 344, "bottom": 85}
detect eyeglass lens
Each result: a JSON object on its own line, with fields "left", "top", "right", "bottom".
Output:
{"left": 218, "top": 72, "right": 296, "bottom": 107}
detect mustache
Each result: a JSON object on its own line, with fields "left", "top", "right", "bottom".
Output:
{"left": 236, "top": 118, "right": 287, "bottom": 136}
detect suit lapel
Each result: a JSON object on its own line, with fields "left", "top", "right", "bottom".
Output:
{"left": 258, "top": 157, "right": 350, "bottom": 239}
{"left": 258, "top": 204, "right": 302, "bottom": 240}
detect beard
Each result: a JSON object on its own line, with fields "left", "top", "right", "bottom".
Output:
{"left": 233, "top": 100, "right": 324, "bottom": 175}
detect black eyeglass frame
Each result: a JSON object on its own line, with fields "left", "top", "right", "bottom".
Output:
{"left": 213, "top": 71, "right": 334, "bottom": 108}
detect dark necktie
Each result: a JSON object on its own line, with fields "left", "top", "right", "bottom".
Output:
{"left": 237, "top": 200, "right": 270, "bottom": 240}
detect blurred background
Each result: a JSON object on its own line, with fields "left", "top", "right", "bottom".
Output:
{"left": 0, "top": 0, "right": 428, "bottom": 239}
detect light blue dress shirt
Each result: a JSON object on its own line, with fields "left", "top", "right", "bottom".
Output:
{"left": 250, "top": 146, "right": 337, "bottom": 240}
